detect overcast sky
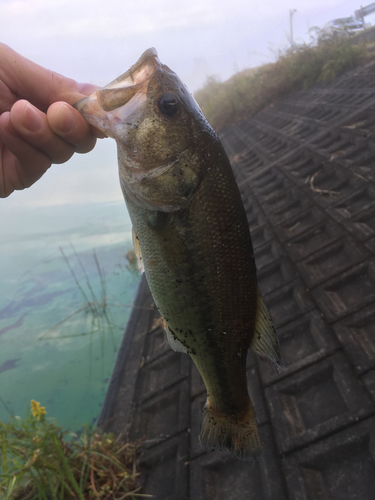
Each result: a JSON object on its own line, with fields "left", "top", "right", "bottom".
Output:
{"left": 1, "top": 0, "right": 372, "bottom": 91}
{"left": 1, "top": 0, "right": 374, "bottom": 209}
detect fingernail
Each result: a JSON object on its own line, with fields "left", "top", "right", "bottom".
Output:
{"left": 57, "top": 104, "right": 77, "bottom": 134}
{"left": 77, "top": 82, "right": 99, "bottom": 95}
{"left": 3, "top": 112, "right": 11, "bottom": 130}
{"left": 22, "top": 102, "right": 44, "bottom": 132}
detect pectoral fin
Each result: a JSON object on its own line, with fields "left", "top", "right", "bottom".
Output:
{"left": 250, "top": 289, "right": 283, "bottom": 374}
{"left": 132, "top": 228, "right": 144, "bottom": 274}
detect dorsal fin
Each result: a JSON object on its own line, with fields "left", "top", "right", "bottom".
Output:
{"left": 250, "top": 289, "right": 283, "bottom": 374}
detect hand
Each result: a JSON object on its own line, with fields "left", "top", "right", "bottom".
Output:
{"left": 0, "top": 43, "right": 104, "bottom": 198}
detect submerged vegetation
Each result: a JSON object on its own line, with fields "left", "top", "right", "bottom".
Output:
{"left": 0, "top": 400, "right": 146, "bottom": 500}
{"left": 195, "top": 28, "right": 372, "bottom": 131}
{"left": 39, "top": 245, "right": 139, "bottom": 344}
{"left": 39, "top": 246, "right": 117, "bottom": 343}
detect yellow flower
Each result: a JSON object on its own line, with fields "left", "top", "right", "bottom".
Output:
{"left": 30, "top": 400, "right": 47, "bottom": 420}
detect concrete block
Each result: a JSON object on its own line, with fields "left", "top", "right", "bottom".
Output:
{"left": 275, "top": 206, "right": 330, "bottom": 243}
{"left": 136, "top": 349, "right": 190, "bottom": 403}
{"left": 363, "top": 370, "right": 375, "bottom": 404}
{"left": 263, "top": 279, "right": 315, "bottom": 329}
{"left": 262, "top": 188, "right": 313, "bottom": 226}
{"left": 142, "top": 324, "right": 170, "bottom": 363}
{"left": 283, "top": 417, "right": 375, "bottom": 500}
{"left": 297, "top": 236, "right": 368, "bottom": 288}
{"left": 254, "top": 238, "right": 285, "bottom": 270}
{"left": 333, "top": 303, "right": 375, "bottom": 374}
{"left": 139, "top": 433, "right": 189, "bottom": 500}
{"left": 345, "top": 206, "right": 375, "bottom": 242}
{"left": 130, "top": 379, "right": 190, "bottom": 444}
{"left": 265, "top": 352, "right": 374, "bottom": 454}
{"left": 258, "top": 309, "right": 338, "bottom": 386}
{"left": 283, "top": 218, "right": 345, "bottom": 263}
{"left": 312, "top": 259, "right": 375, "bottom": 322}
{"left": 257, "top": 256, "right": 296, "bottom": 295}
{"left": 250, "top": 223, "right": 275, "bottom": 250}
{"left": 189, "top": 423, "right": 287, "bottom": 500}
{"left": 327, "top": 185, "right": 375, "bottom": 221}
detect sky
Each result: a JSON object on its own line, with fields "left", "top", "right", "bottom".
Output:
{"left": 1, "top": 0, "right": 373, "bottom": 91}
{"left": 1, "top": 0, "right": 375, "bottom": 208}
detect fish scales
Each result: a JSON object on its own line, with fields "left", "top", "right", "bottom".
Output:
{"left": 129, "top": 151, "right": 257, "bottom": 405}
{"left": 75, "top": 48, "right": 282, "bottom": 461}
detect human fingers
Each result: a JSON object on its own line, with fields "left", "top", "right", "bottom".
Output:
{"left": 0, "top": 44, "right": 103, "bottom": 118}
{"left": 0, "top": 141, "right": 24, "bottom": 198}
{"left": 0, "top": 112, "right": 51, "bottom": 196}
{"left": 7, "top": 99, "right": 77, "bottom": 164}
{"left": 47, "top": 102, "right": 103, "bottom": 153}
{"left": 0, "top": 43, "right": 83, "bottom": 111}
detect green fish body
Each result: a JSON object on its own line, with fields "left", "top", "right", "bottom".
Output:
{"left": 75, "top": 48, "right": 282, "bottom": 460}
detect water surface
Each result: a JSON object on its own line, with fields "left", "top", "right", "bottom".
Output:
{"left": 0, "top": 140, "right": 140, "bottom": 429}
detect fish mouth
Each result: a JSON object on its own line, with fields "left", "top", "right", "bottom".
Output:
{"left": 74, "top": 48, "right": 160, "bottom": 134}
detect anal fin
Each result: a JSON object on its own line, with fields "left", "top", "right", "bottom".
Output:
{"left": 250, "top": 288, "right": 283, "bottom": 374}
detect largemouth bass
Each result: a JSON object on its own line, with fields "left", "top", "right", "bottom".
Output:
{"left": 75, "top": 48, "right": 282, "bottom": 461}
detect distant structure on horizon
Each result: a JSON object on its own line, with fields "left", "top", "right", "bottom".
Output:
{"left": 355, "top": 2, "right": 375, "bottom": 25}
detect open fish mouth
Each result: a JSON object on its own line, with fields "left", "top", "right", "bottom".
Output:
{"left": 106, "top": 47, "right": 160, "bottom": 88}
{"left": 96, "top": 48, "right": 160, "bottom": 111}
{"left": 74, "top": 48, "right": 161, "bottom": 135}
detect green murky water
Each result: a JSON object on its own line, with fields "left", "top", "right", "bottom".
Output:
{"left": 0, "top": 199, "right": 140, "bottom": 429}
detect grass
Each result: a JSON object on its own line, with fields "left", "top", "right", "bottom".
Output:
{"left": 194, "top": 28, "right": 372, "bottom": 131}
{"left": 0, "top": 400, "right": 148, "bottom": 500}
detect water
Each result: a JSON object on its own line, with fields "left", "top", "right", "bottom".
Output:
{"left": 0, "top": 140, "right": 141, "bottom": 430}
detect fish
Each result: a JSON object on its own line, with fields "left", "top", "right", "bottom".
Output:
{"left": 74, "top": 48, "right": 282, "bottom": 461}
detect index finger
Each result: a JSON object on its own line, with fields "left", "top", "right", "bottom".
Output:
{"left": 0, "top": 43, "right": 95, "bottom": 111}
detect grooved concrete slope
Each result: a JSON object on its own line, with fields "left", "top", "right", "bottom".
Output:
{"left": 98, "top": 59, "right": 375, "bottom": 499}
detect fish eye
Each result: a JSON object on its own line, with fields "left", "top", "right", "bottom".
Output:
{"left": 158, "top": 94, "right": 179, "bottom": 117}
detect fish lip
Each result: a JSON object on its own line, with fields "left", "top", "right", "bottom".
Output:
{"left": 96, "top": 48, "right": 160, "bottom": 112}
{"left": 74, "top": 48, "right": 160, "bottom": 135}
{"left": 74, "top": 48, "right": 160, "bottom": 112}
{"left": 103, "top": 48, "right": 160, "bottom": 90}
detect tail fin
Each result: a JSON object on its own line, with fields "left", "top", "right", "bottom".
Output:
{"left": 199, "top": 401, "right": 262, "bottom": 461}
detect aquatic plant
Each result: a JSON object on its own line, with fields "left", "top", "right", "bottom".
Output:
{"left": 0, "top": 400, "right": 146, "bottom": 499}
{"left": 195, "top": 28, "right": 371, "bottom": 131}
{"left": 38, "top": 247, "right": 112, "bottom": 339}
{"left": 39, "top": 245, "right": 139, "bottom": 336}
{"left": 36, "top": 244, "right": 141, "bottom": 383}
